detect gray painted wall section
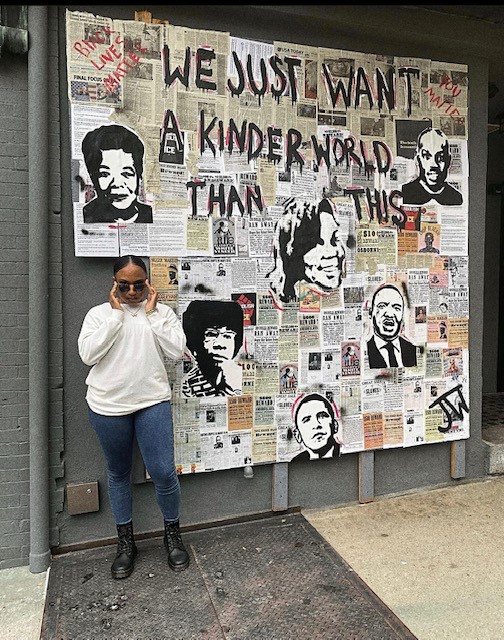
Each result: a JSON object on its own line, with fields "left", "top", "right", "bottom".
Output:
{"left": 0, "top": 6, "right": 63, "bottom": 569}
{"left": 57, "top": 5, "right": 488, "bottom": 547}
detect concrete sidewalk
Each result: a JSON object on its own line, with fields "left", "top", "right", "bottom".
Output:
{"left": 305, "top": 476, "right": 504, "bottom": 640}
{"left": 3, "top": 476, "right": 504, "bottom": 639}
{"left": 0, "top": 564, "right": 48, "bottom": 640}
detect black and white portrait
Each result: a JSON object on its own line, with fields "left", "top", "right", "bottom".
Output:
{"left": 419, "top": 231, "right": 440, "bottom": 254}
{"left": 168, "top": 263, "right": 178, "bottom": 285}
{"left": 267, "top": 197, "right": 346, "bottom": 306}
{"left": 401, "top": 127, "right": 463, "bottom": 206}
{"left": 290, "top": 393, "right": 341, "bottom": 462}
{"left": 367, "top": 284, "right": 417, "bottom": 369}
{"left": 81, "top": 124, "right": 153, "bottom": 224}
{"left": 182, "top": 301, "right": 244, "bottom": 397}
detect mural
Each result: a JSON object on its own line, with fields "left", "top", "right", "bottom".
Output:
{"left": 67, "top": 10, "right": 470, "bottom": 473}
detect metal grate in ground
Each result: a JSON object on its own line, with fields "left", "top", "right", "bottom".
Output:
{"left": 41, "top": 513, "right": 416, "bottom": 640}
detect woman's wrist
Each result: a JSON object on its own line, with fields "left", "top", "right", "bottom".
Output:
{"left": 146, "top": 307, "right": 158, "bottom": 316}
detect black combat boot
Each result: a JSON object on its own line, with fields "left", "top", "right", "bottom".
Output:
{"left": 111, "top": 521, "right": 137, "bottom": 579}
{"left": 164, "top": 520, "right": 190, "bottom": 572}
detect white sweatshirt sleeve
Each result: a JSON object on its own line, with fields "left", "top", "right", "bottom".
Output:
{"left": 78, "top": 306, "right": 125, "bottom": 366}
{"left": 146, "top": 304, "right": 186, "bottom": 361}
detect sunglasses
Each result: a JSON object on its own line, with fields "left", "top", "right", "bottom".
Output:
{"left": 117, "top": 280, "right": 146, "bottom": 293}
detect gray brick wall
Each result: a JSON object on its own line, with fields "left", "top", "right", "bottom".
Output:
{"left": 0, "top": 6, "right": 63, "bottom": 568}
{"left": 0, "top": 50, "right": 31, "bottom": 569}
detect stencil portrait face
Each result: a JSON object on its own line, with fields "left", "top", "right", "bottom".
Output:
{"left": 417, "top": 130, "right": 450, "bottom": 191}
{"left": 303, "top": 210, "right": 346, "bottom": 292}
{"left": 267, "top": 197, "right": 347, "bottom": 305}
{"left": 202, "top": 326, "right": 237, "bottom": 363}
{"left": 295, "top": 398, "right": 335, "bottom": 453}
{"left": 372, "top": 286, "right": 404, "bottom": 341}
{"left": 97, "top": 149, "right": 139, "bottom": 210}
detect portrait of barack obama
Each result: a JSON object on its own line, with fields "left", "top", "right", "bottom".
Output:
{"left": 290, "top": 393, "right": 340, "bottom": 462}
{"left": 367, "top": 284, "right": 417, "bottom": 369}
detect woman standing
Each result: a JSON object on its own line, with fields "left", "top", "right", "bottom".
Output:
{"left": 78, "top": 255, "right": 188, "bottom": 578}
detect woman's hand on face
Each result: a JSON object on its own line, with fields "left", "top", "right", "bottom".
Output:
{"left": 145, "top": 279, "right": 158, "bottom": 313}
{"left": 109, "top": 280, "right": 123, "bottom": 311}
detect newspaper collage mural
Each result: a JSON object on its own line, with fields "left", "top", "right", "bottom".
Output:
{"left": 67, "top": 10, "right": 470, "bottom": 473}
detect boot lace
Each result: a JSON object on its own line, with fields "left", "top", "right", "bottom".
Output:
{"left": 165, "top": 523, "right": 184, "bottom": 551}
{"left": 117, "top": 524, "right": 134, "bottom": 555}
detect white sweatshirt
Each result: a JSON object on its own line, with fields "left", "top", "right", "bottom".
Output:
{"left": 78, "top": 301, "right": 186, "bottom": 416}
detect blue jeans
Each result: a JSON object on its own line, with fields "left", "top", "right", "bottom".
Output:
{"left": 88, "top": 401, "right": 180, "bottom": 525}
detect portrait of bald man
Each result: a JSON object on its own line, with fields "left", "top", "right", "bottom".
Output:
{"left": 401, "top": 127, "right": 463, "bottom": 206}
